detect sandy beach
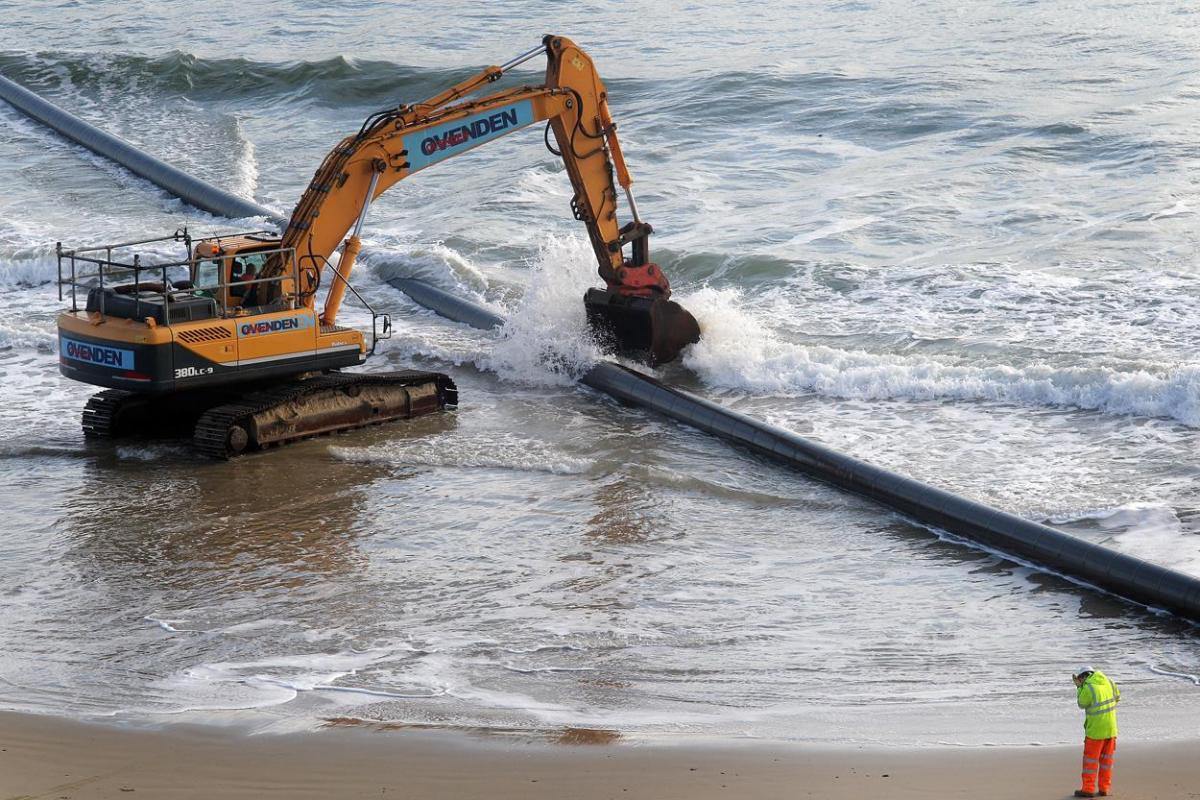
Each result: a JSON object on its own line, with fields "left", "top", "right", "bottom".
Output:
{"left": 3, "top": 3, "right": 1200, "bottom": 800}
{"left": 0, "top": 711, "right": 1195, "bottom": 800}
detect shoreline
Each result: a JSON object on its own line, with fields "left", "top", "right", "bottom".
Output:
{"left": 2, "top": 710, "right": 1197, "bottom": 799}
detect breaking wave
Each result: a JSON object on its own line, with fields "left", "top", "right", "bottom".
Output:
{"left": 481, "top": 235, "right": 602, "bottom": 386}
{"left": 0, "top": 251, "right": 59, "bottom": 288}
{"left": 682, "top": 286, "right": 1200, "bottom": 427}
{"left": 0, "top": 319, "right": 56, "bottom": 350}
{"left": 0, "top": 50, "right": 477, "bottom": 107}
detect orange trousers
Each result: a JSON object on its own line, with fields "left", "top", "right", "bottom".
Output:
{"left": 1081, "top": 736, "right": 1116, "bottom": 793}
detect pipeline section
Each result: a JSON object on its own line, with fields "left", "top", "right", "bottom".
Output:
{"left": 384, "top": 281, "right": 1200, "bottom": 622}
{"left": 0, "top": 74, "right": 282, "bottom": 224}
{"left": 6, "top": 74, "right": 1200, "bottom": 623}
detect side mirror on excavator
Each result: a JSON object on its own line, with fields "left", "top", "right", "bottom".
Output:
{"left": 375, "top": 313, "right": 393, "bottom": 341}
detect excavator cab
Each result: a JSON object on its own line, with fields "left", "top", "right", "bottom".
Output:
{"left": 192, "top": 252, "right": 264, "bottom": 308}
{"left": 190, "top": 234, "right": 295, "bottom": 311}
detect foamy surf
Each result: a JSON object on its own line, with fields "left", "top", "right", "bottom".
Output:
{"left": 330, "top": 430, "right": 593, "bottom": 475}
{"left": 1049, "top": 503, "right": 1200, "bottom": 577}
{"left": 481, "top": 235, "right": 603, "bottom": 386}
{"left": 161, "top": 649, "right": 402, "bottom": 711}
{"left": 680, "top": 285, "right": 1200, "bottom": 426}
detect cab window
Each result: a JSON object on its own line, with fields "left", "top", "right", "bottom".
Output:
{"left": 195, "top": 259, "right": 221, "bottom": 290}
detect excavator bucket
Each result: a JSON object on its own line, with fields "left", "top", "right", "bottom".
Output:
{"left": 584, "top": 288, "right": 701, "bottom": 366}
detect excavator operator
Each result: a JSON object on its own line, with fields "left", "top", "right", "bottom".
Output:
{"left": 234, "top": 261, "right": 258, "bottom": 306}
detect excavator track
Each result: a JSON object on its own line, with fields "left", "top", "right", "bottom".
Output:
{"left": 82, "top": 389, "right": 143, "bottom": 438}
{"left": 192, "top": 371, "right": 456, "bottom": 460}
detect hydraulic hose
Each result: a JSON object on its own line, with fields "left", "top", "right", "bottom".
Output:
{"left": 5, "top": 72, "right": 1199, "bottom": 624}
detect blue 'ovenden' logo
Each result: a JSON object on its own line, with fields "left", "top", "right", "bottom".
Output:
{"left": 60, "top": 336, "right": 134, "bottom": 370}
{"left": 404, "top": 99, "right": 535, "bottom": 173}
{"left": 237, "top": 313, "right": 315, "bottom": 338}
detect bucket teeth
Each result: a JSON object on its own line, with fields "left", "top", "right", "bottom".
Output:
{"left": 584, "top": 288, "right": 701, "bottom": 366}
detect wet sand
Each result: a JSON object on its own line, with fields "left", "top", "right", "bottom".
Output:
{"left": 0, "top": 711, "right": 1195, "bottom": 799}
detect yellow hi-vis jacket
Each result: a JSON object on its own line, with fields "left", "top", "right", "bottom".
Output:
{"left": 1077, "top": 670, "right": 1120, "bottom": 739}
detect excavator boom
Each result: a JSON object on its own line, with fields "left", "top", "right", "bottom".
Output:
{"left": 280, "top": 35, "right": 700, "bottom": 364}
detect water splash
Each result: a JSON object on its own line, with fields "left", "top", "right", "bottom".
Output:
{"left": 230, "top": 116, "right": 259, "bottom": 202}
{"left": 481, "top": 234, "right": 602, "bottom": 386}
{"left": 366, "top": 241, "right": 491, "bottom": 295}
{"left": 681, "top": 286, "right": 1200, "bottom": 426}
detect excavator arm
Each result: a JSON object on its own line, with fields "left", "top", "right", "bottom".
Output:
{"left": 276, "top": 35, "right": 700, "bottom": 365}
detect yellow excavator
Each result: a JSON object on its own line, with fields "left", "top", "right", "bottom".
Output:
{"left": 56, "top": 35, "right": 701, "bottom": 458}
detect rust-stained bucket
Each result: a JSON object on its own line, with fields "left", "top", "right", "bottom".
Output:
{"left": 584, "top": 288, "right": 701, "bottom": 366}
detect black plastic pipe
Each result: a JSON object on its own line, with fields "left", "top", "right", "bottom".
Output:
{"left": 6, "top": 73, "right": 1199, "bottom": 623}
{"left": 0, "top": 74, "right": 283, "bottom": 225}
{"left": 379, "top": 279, "right": 1200, "bottom": 623}
{"left": 389, "top": 278, "right": 506, "bottom": 331}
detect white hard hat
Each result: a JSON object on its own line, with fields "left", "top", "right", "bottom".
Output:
{"left": 1073, "top": 665, "right": 1094, "bottom": 679}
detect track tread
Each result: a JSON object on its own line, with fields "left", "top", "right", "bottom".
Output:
{"left": 192, "top": 371, "right": 454, "bottom": 460}
{"left": 81, "top": 389, "right": 137, "bottom": 438}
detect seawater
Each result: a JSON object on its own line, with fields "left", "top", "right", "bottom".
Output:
{"left": 0, "top": 0, "right": 1198, "bottom": 744}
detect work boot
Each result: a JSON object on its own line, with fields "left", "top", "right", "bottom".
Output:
{"left": 1074, "top": 792, "right": 1096, "bottom": 798}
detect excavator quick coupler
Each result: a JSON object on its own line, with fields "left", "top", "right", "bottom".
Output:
{"left": 584, "top": 288, "right": 701, "bottom": 366}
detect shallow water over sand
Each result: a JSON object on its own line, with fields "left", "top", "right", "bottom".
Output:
{"left": 0, "top": 0, "right": 1198, "bottom": 744}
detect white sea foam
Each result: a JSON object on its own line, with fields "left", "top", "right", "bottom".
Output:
{"left": 784, "top": 216, "right": 877, "bottom": 246}
{"left": 0, "top": 251, "right": 60, "bottom": 288}
{"left": 1148, "top": 665, "right": 1200, "bottom": 685}
{"left": 331, "top": 431, "right": 592, "bottom": 475}
{"left": 681, "top": 286, "right": 1200, "bottom": 426}
{"left": 1049, "top": 503, "right": 1200, "bottom": 577}
{"left": 305, "top": 684, "right": 447, "bottom": 700}
{"left": 497, "top": 167, "right": 571, "bottom": 207}
{"left": 144, "top": 616, "right": 199, "bottom": 633}
{"left": 501, "top": 663, "right": 595, "bottom": 674}
{"left": 163, "top": 649, "right": 399, "bottom": 712}
{"left": 0, "top": 318, "right": 56, "bottom": 350}
{"left": 481, "top": 234, "right": 602, "bottom": 386}
{"left": 1048, "top": 502, "right": 1182, "bottom": 530}
{"left": 230, "top": 116, "right": 259, "bottom": 201}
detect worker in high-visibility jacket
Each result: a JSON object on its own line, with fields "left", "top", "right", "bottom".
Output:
{"left": 1072, "top": 665, "right": 1120, "bottom": 798}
